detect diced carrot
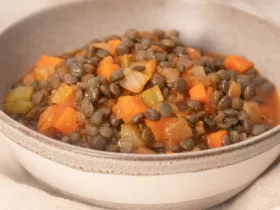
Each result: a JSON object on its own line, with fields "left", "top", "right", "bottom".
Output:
{"left": 22, "top": 72, "right": 36, "bottom": 85}
{"left": 54, "top": 107, "right": 81, "bottom": 135}
{"left": 96, "top": 56, "right": 119, "bottom": 81}
{"left": 164, "top": 118, "right": 193, "bottom": 146}
{"left": 189, "top": 83, "right": 208, "bottom": 102}
{"left": 139, "top": 31, "right": 159, "bottom": 42}
{"left": 151, "top": 45, "right": 167, "bottom": 54}
{"left": 113, "top": 95, "right": 148, "bottom": 123}
{"left": 34, "top": 67, "right": 49, "bottom": 80}
{"left": 203, "top": 87, "right": 215, "bottom": 113}
{"left": 186, "top": 47, "right": 201, "bottom": 60}
{"left": 50, "top": 84, "right": 75, "bottom": 106}
{"left": 98, "top": 63, "right": 119, "bottom": 82}
{"left": 144, "top": 118, "right": 168, "bottom": 141}
{"left": 206, "top": 130, "right": 227, "bottom": 148}
{"left": 48, "top": 66, "right": 56, "bottom": 76}
{"left": 36, "top": 55, "right": 64, "bottom": 68}
{"left": 143, "top": 59, "right": 156, "bottom": 78}
{"left": 38, "top": 105, "right": 62, "bottom": 134}
{"left": 108, "top": 39, "right": 121, "bottom": 56}
{"left": 206, "top": 87, "right": 213, "bottom": 103}
{"left": 224, "top": 55, "right": 253, "bottom": 73}
{"left": 100, "top": 55, "right": 114, "bottom": 64}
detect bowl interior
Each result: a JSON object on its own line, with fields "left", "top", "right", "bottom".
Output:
{"left": 0, "top": 0, "right": 279, "bottom": 120}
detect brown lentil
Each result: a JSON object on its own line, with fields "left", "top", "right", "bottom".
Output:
{"left": 63, "top": 74, "right": 78, "bottom": 84}
{"left": 98, "top": 107, "right": 111, "bottom": 118}
{"left": 243, "top": 119, "right": 253, "bottom": 133}
{"left": 174, "top": 78, "right": 187, "bottom": 93}
{"left": 75, "top": 89, "right": 83, "bottom": 103}
{"left": 99, "top": 85, "right": 111, "bottom": 97}
{"left": 109, "top": 114, "right": 122, "bottom": 128}
{"left": 162, "top": 87, "right": 169, "bottom": 100}
{"left": 243, "top": 85, "right": 255, "bottom": 100}
{"left": 48, "top": 77, "right": 61, "bottom": 90}
{"left": 221, "top": 80, "right": 229, "bottom": 93}
{"left": 70, "top": 62, "right": 84, "bottom": 78}
{"left": 91, "top": 111, "right": 103, "bottom": 126}
{"left": 110, "top": 70, "right": 124, "bottom": 83}
{"left": 159, "top": 102, "right": 174, "bottom": 117}
{"left": 238, "top": 110, "right": 249, "bottom": 121}
{"left": 96, "top": 49, "right": 110, "bottom": 58}
{"left": 131, "top": 64, "right": 146, "bottom": 71}
{"left": 87, "top": 87, "right": 100, "bottom": 102}
{"left": 159, "top": 61, "right": 173, "bottom": 68}
{"left": 185, "top": 115, "right": 199, "bottom": 125}
{"left": 223, "top": 108, "right": 238, "bottom": 117}
{"left": 106, "top": 144, "right": 119, "bottom": 152}
{"left": 32, "top": 91, "right": 44, "bottom": 105}
{"left": 229, "top": 130, "right": 240, "bottom": 143}
{"left": 144, "top": 109, "right": 161, "bottom": 121}
{"left": 232, "top": 98, "right": 244, "bottom": 110}
{"left": 180, "top": 138, "right": 195, "bottom": 151}
{"left": 260, "top": 83, "right": 274, "bottom": 94}
{"left": 217, "top": 69, "right": 230, "bottom": 81}
{"left": 91, "top": 135, "right": 108, "bottom": 150}
{"left": 141, "top": 128, "right": 154, "bottom": 145}
{"left": 69, "top": 132, "right": 81, "bottom": 144}
{"left": 161, "top": 39, "right": 176, "bottom": 48}
{"left": 109, "top": 83, "right": 121, "bottom": 97}
{"left": 153, "top": 29, "right": 165, "bottom": 39}
{"left": 87, "top": 77, "right": 100, "bottom": 89}
{"left": 151, "top": 75, "right": 165, "bottom": 89}
{"left": 86, "top": 125, "right": 99, "bottom": 136}
{"left": 218, "top": 96, "right": 231, "bottom": 110}
{"left": 79, "top": 99, "right": 94, "bottom": 117}
{"left": 222, "top": 135, "right": 231, "bottom": 146}
{"left": 154, "top": 53, "right": 167, "bottom": 62}
{"left": 97, "top": 96, "right": 109, "bottom": 104}
{"left": 99, "top": 126, "right": 114, "bottom": 139}
{"left": 131, "top": 113, "right": 145, "bottom": 124}
{"left": 187, "top": 100, "right": 201, "bottom": 111}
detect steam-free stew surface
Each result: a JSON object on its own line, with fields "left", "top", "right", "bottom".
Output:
{"left": 3, "top": 29, "right": 280, "bottom": 154}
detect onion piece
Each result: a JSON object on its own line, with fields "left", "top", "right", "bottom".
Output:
{"left": 157, "top": 67, "right": 180, "bottom": 84}
{"left": 120, "top": 123, "right": 144, "bottom": 148}
{"left": 119, "top": 68, "right": 150, "bottom": 93}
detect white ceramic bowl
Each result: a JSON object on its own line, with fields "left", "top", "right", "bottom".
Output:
{"left": 0, "top": 0, "right": 279, "bottom": 209}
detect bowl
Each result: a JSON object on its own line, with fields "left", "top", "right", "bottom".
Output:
{"left": 0, "top": 0, "right": 279, "bottom": 209}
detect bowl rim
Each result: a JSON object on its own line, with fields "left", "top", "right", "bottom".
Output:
{"left": 0, "top": 0, "right": 279, "bottom": 162}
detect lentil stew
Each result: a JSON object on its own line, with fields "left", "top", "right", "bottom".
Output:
{"left": 3, "top": 29, "right": 280, "bottom": 154}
